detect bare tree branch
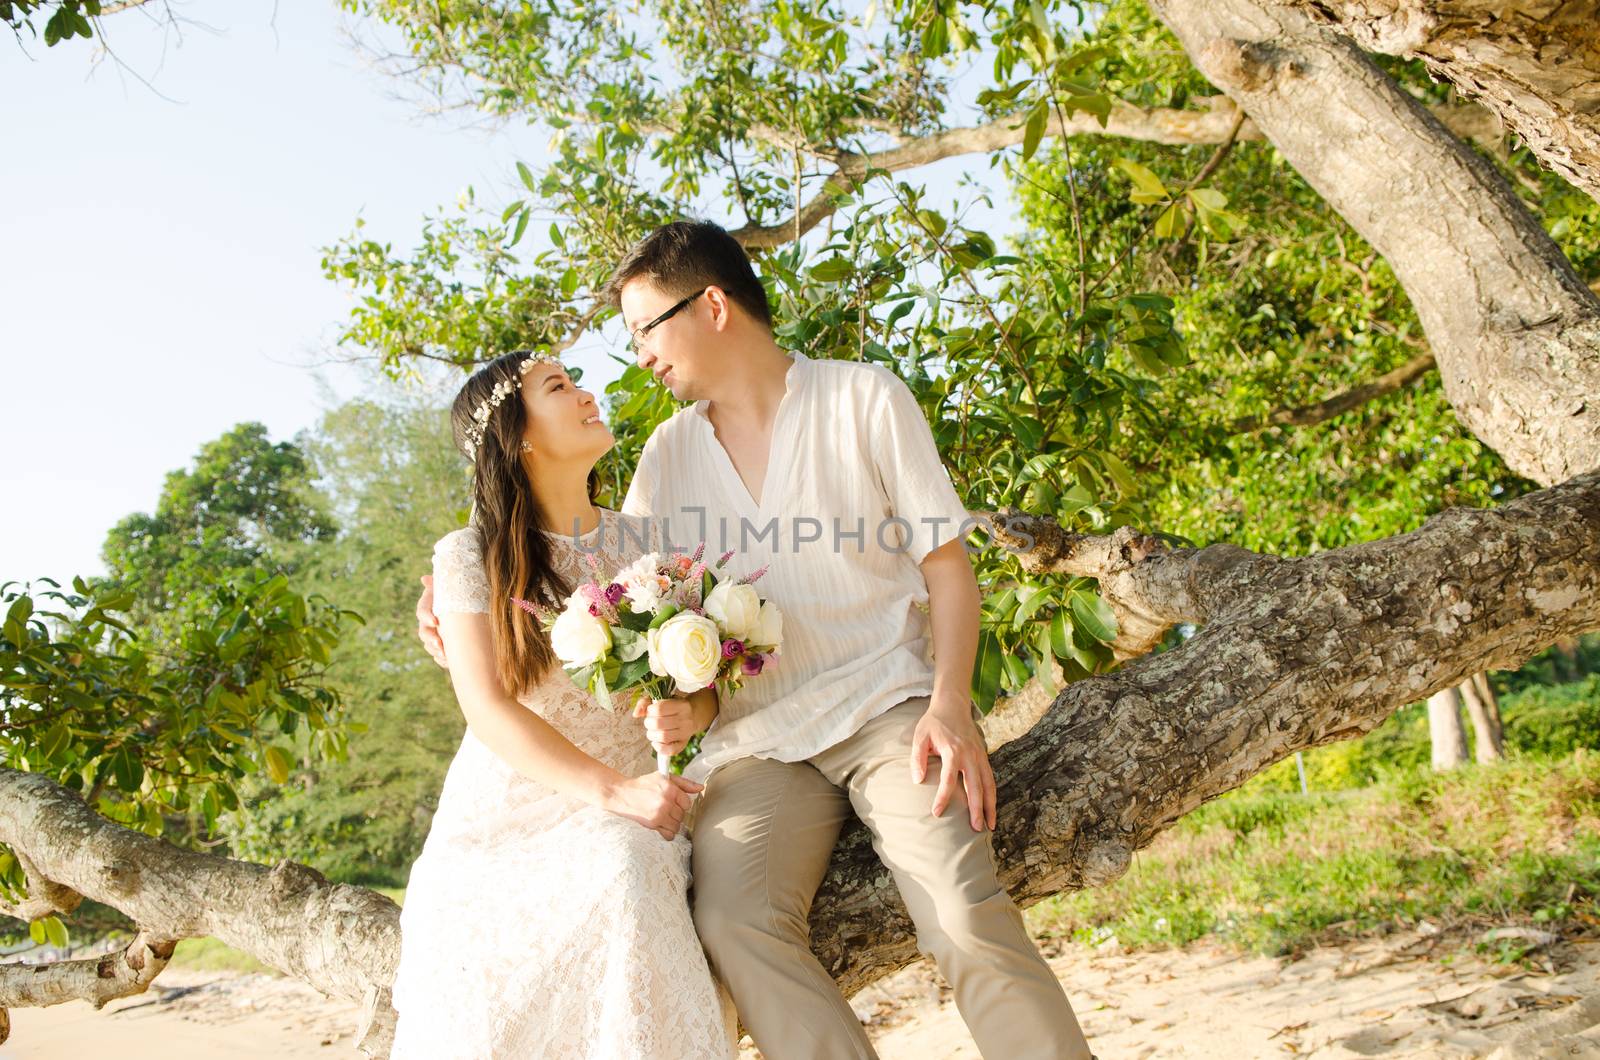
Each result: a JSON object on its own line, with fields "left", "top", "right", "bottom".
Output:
{"left": 725, "top": 98, "right": 1499, "bottom": 250}
{"left": 0, "top": 931, "right": 175, "bottom": 1016}
{"left": 1230, "top": 349, "right": 1438, "bottom": 432}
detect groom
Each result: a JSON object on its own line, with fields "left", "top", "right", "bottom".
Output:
{"left": 420, "top": 220, "right": 1092, "bottom": 1059}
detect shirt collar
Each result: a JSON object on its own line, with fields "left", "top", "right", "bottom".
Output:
{"left": 691, "top": 349, "right": 809, "bottom": 421}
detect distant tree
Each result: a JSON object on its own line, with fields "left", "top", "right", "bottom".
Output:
{"left": 99, "top": 423, "right": 336, "bottom": 635}
{"left": 229, "top": 395, "right": 467, "bottom": 884}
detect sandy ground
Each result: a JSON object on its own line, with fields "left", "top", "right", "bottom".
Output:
{"left": 7, "top": 927, "right": 1600, "bottom": 1058}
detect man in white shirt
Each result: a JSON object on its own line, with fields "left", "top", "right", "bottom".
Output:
{"left": 605, "top": 221, "right": 1090, "bottom": 1059}
{"left": 417, "top": 221, "right": 1092, "bottom": 1058}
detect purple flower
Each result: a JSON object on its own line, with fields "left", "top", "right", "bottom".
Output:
{"left": 740, "top": 653, "right": 765, "bottom": 676}
{"left": 721, "top": 638, "right": 744, "bottom": 660}
{"left": 604, "top": 582, "right": 625, "bottom": 605}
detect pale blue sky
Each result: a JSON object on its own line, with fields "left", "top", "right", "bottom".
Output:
{"left": 1, "top": 2, "right": 1017, "bottom": 589}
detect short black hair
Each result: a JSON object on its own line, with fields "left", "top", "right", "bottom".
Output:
{"left": 605, "top": 220, "right": 773, "bottom": 330}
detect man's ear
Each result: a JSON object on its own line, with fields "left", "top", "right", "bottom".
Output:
{"left": 704, "top": 286, "right": 734, "bottom": 331}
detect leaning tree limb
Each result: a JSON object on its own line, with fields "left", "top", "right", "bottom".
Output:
{"left": 1147, "top": 0, "right": 1600, "bottom": 488}
{"left": 4, "top": 472, "right": 1596, "bottom": 1055}
{"left": 725, "top": 96, "right": 1499, "bottom": 250}
{"left": 0, "top": 771, "right": 402, "bottom": 1053}
{"left": 806, "top": 469, "right": 1600, "bottom": 995}
{"left": 1274, "top": 0, "right": 1600, "bottom": 204}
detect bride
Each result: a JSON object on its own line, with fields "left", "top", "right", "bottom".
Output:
{"left": 389, "top": 349, "right": 735, "bottom": 1059}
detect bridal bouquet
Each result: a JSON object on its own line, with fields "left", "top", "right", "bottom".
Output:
{"left": 517, "top": 544, "right": 782, "bottom": 771}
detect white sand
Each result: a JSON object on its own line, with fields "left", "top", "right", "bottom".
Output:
{"left": 8, "top": 928, "right": 1600, "bottom": 1058}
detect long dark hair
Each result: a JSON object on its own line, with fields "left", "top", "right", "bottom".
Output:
{"left": 450, "top": 351, "right": 598, "bottom": 696}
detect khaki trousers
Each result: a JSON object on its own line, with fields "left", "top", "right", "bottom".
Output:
{"left": 690, "top": 698, "right": 1091, "bottom": 1060}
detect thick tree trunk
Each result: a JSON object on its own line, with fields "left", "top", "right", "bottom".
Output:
{"left": 1459, "top": 671, "right": 1507, "bottom": 761}
{"left": 12, "top": 472, "right": 1596, "bottom": 1052}
{"left": 1151, "top": 0, "right": 1600, "bottom": 487}
{"left": 3, "top": 473, "right": 1597, "bottom": 1053}
{"left": 1427, "top": 686, "right": 1471, "bottom": 769}
{"left": 1275, "top": 0, "right": 1600, "bottom": 204}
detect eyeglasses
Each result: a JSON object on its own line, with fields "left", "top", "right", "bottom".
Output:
{"left": 626, "top": 287, "right": 709, "bottom": 354}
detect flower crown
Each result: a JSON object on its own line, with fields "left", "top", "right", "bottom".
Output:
{"left": 463, "top": 350, "right": 565, "bottom": 459}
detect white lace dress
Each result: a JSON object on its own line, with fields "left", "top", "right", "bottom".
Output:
{"left": 390, "top": 509, "right": 736, "bottom": 1060}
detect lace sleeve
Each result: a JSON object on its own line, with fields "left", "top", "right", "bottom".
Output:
{"left": 433, "top": 528, "right": 490, "bottom": 615}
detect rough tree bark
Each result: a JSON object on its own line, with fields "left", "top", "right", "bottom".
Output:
{"left": 1276, "top": 0, "right": 1600, "bottom": 204}
{"left": 1151, "top": 0, "right": 1600, "bottom": 488}
{"left": 1427, "top": 686, "right": 1471, "bottom": 769}
{"left": 5, "top": 471, "right": 1597, "bottom": 1054}
{"left": 0, "top": 774, "right": 401, "bottom": 1052}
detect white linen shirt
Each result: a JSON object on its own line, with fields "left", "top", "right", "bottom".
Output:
{"left": 620, "top": 350, "right": 974, "bottom": 782}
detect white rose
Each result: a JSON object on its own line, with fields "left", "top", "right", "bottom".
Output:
{"left": 749, "top": 599, "right": 783, "bottom": 650}
{"left": 703, "top": 581, "right": 762, "bottom": 639}
{"left": 646, "top": 612, "right": 722, "bottom": 694}
{"left": 549, "top": 604, "right": 612, "bottom": 667}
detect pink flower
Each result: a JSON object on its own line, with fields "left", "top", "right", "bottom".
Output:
{"left": 740, "top": 654, "right": 764, "bottom": 676}
{"left": 721, "top": 638, "right": 744, "bottom": 659}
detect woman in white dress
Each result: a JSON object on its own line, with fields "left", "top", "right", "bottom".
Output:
{"left": 389, "top": 349, "right": 735, "bottom": 1059}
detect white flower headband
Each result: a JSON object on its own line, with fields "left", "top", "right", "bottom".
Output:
{"left": 463, "top": 350, "right": 565, "bottom": 459}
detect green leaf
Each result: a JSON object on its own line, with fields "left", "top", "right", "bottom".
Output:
{"left": 263, "top": 745, "right": 293, "bottom": 785}
{"left": 1001, "top": 650, "right": 1031, "bottom": 692}
{"left": 1099, "top": 451, "right": 1139, "bottom": 496}
{"left": 1153, "top": 203, "right": 1181, "bottom": 238}
{"left": 1033, "top": 626, "right": 1059, "bottom": 694}
{"left": 1069, "top": 589, "right": 1119, "bottom": 645}
{"left": 1188, "top": 187, "right": 1227, "bottom": 211}
{"left": 509, "top": 209, "right": 531, "bottom": 247}
{"left": 612, "top": 626, "right": 646, "bottom": 662}
{"left": 42, "top": 915, "right": 68, "bottom": 949}
{"left": 1049, "top": 608, "right": 1072, "bottom": 659}
{"left": 1114, "top": 158, "right": 1168, "bottom": 202}
{"left": 1012, "top": 585, "right": 1055, "bottom": 631}
{"left": 810, "top": 257, "right": 854, "bottom": 283}
{"left": 971, "top": 629, "right": 1004, "bottom": 713}
{"left": 29, "top": 918, "right": 47, "bottom": 944}
{"left": 516, "top": 160, "right": 536, "bottom": 191}
{"left": 1022, "top": 101, "right": 1048, "bottom": 163}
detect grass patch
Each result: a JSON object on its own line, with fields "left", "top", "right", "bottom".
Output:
{"left": 1027, "top": 751, "right": 1600, "bottom": 955}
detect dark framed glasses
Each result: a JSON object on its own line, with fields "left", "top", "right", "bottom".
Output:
{"left": 627, "top": 286, "right": 709, "bottom": 353}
